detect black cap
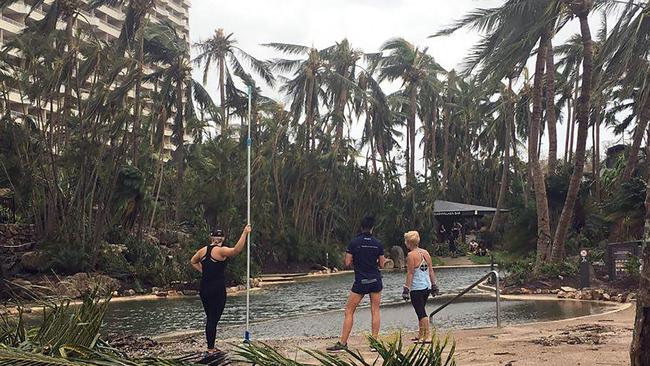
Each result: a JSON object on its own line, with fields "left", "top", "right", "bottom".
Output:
{"left": 211, "top": 229, "right": 224, "bottom": 237}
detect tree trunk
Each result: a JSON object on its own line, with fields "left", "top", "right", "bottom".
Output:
{"left": 551, "top": 8, "right": 593, "bottom": 262}
{"left": 531, "top": 32, "right": 553, "bottom": 269}
{"left": 174, "top": 80, "right": 185, "bottom": 222}
{"left": 131, "top": 29, "right": 144, "bottom": 165}
{"left": 431, "top": 100, "right": 437, "bottom": 177}
{"left": 409, "top": 86, "right": 417, "bottom": 182}
{"left": 219, "top": 57, "right": 227, "bottom": 130}
{"left": 568, "top": 76, "right": 579, "bottom": 163}
{"left": 545, "top": 34, "right": 558, "bottom": 173}
{"left": 490, "top": 79, "right": 513, "bottom": 232}
{"left": 630, "top": 127, "right": 650, "bottom": 365}
{"left": 442, "top": 103, "right": 450, "bottom": 192}
{"left": 564, "top": 99, "right": 570, "bottom": 162}
{"left": 595, "top": 109, "right": 601, "bottom": 200}
{"left": 304, "top": 75, "right": 315, "bottom": 151}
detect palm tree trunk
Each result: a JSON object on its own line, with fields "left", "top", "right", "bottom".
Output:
{"left": 409, "top": 86, "right": 417, "bottom": 182}
{"left": 442, "top": 104, "right": 450, "bottom": 192}
{"left": 569, "top": 76, "right": 579, "bottom": 163}
{"left": 131, "top": 29, "right": 144, "bottom": 165}
{"left": 546, "top": 34, "right": 558, "bottom": 173}
{"left": 565, "top": 93, "right": 572, "bottom": 161}
{"left": 551, "top": 7, "right": 593, "bottom": 262}
{"left": 490, "top": 80, "right": 513, "bottom": 232}
{"left": 630, "top": 127, "right": 650, "bottom": 366}
{"left": 430, "top": 101, "right": 437, "bottom": 175}
{"left": 174, "top": 80, "right": 185, "bottom": 222}
{"left": 304, "top": 75, "right": 315, "bottom": 151}
{"left": 531, "top": 32, "right": 553, "bottom": 269}
{"left": 219, "top": 57, "right": 227, "bottom": 130}
{"left": 595, "top": 109, "right": 601, "bottom": 200}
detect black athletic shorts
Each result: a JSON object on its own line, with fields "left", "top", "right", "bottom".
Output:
{"left": 351, "top": 278, "right": 383, "bottom": 295}
{"left": 410, "top": 288, "right": 430, "bottom": 320}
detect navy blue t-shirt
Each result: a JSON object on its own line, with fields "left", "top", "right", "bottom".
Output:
{"left": 347, "top": 232, "right": 384, "bottom": 284}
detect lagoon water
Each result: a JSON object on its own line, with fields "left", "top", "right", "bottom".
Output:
{"left": 102, "top": 267, "right": 613, "bottom": 339}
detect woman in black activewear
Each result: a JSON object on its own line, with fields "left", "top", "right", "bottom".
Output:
{"left": 191, "top": 225, "right": 251, "bottom": 352}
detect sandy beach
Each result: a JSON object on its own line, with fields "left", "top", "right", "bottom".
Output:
{"left": 117, "top": 297, "right": 634, "bottom": 365}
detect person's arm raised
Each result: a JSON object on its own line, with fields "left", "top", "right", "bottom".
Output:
{"left": 219, "top": 225, "right": 252, "bottom": 258}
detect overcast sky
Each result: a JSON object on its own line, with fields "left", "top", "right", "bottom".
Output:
{"left": 188, "top": 0, "right": 625, "bottom": 164}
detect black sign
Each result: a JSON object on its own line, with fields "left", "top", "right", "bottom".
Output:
{"left": 606, "top": 241, "right": 642, "bottom": 281}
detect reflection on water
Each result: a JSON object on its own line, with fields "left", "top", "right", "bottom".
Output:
{"left": 102, "top": 267, "right": 613, "bottom": 339}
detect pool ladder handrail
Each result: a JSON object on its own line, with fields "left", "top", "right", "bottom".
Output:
{"left": 429, "top": 270, "right": 501, "bottom": 328}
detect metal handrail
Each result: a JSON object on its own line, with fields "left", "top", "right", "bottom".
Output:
{"left": 429, "top": 270, "right": 501, "bottom": 328}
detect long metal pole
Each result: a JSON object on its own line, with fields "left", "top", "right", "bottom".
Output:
{"left": 245, "top": 85, "right": 252, "bottom": 343}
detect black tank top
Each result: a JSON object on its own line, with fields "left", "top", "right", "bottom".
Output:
{"left": 201, "top": 245, "right": 227, "bottom": 285}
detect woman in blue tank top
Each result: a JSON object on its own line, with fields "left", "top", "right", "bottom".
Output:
{"left": 401, "top": 230, "right": 439, "bottom": 343}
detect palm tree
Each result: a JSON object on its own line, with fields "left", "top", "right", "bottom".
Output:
{"left": 322, "top": 39, "right": 365, "bottom": 154}
{"left": 378, "top": 38, "right": 441, "bottom": 183}
{"left": 593, "top": 1, "right": 650, "bottom": 363}
{"left": 433, "top": 0, "right": 558, "bottom": 266}
{"left": 489, "top": 77, "right": 516, "bottom": 231}
{"left": 550, "top": 0, "right": 595, "bottom": 261}
{"left": 194, "top": 28, "right": 275, "bottom": 131}
{"left": 265, "top": 43, "right": 328, "bottom": 151}
{"left": 143, "top": 22, "right": 216, "bottom": 222}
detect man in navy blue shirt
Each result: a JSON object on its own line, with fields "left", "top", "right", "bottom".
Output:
{"left": 327, "top": 216, "right": 386, "bottom": 352}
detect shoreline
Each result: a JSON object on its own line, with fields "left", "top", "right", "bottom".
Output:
{"left": 115, "top": 295, "right": 634, "bottom": 364}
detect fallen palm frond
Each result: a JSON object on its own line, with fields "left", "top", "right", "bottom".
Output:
{"left": 0, "top": 289, "right": 229, "bottom": 366}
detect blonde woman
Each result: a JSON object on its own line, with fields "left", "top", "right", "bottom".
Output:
{"left": 401, "top": 230, "right": 438, "bottom": 343}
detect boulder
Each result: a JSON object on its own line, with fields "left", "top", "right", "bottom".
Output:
{"left": 626, "top": 293, "right": 636, "bottom": 303}
{"left": 383, "top": 258, "right": 395, "bottom": 270}
{"left": 557, "top": 291, "right": 567, "bottom": 299}
{"left": 181, "top": 290, "right": 198, "bottom": 296}
{"left": 615, "top": 294, "right": 625, "bottom": 303}
{"left": 560, "top": 286, "right": 577, "bottom": 293}
{"left": 389, "top": 246, "right": 406, "bottom": 269}
{"left": 20, "top": 251, "right": 49, "bottom": 273}
{"left": 602, "top": 293, "right": 611, "bottom": 301}
{"left": 125, "top": 289, "right": 136, "bottom": 296}
{"left": 57, "top": 273, "right": 119, "bottom": 297}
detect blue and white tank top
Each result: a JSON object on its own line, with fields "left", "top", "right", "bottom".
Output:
{"left": 411, "top": 250, "right": 432, "bottom": 291}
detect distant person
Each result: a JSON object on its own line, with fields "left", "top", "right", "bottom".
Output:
{"left": 469, "top": 239, "right": 479, "bottom": 254}
{"left": 438, "top": 224, "right": 447, "bottom": 243}
{"left": 402, "top": 231, "right": 439, "bottom": 343}
{"left": 327, "top": 216, "right": 386, "bottom": 352}
{"left": 190, "top": 225, "right": 251, "bottom": 353}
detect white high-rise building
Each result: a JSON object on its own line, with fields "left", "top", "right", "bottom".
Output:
{"left": 0, "top": 0, "right": 191, "bottom": 155}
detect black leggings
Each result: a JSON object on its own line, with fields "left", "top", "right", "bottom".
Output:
{"left": 410, "top": 289, "right": 430, "bottom": 320}
{"left": 200, "top": 284, "right": 227, "bottom": 349}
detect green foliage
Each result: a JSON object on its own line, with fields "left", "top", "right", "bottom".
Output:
{"left": 0, "top": 291, "right": 222, "bottom": 365}
{"left": 538, "top": 260, "right": 578, "bottom": 280}
{"left": 624, "top": 254, "right": 641, "bottom": 279}
{"left": 236, "top": 333, "right": 456, "bottom": 366}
